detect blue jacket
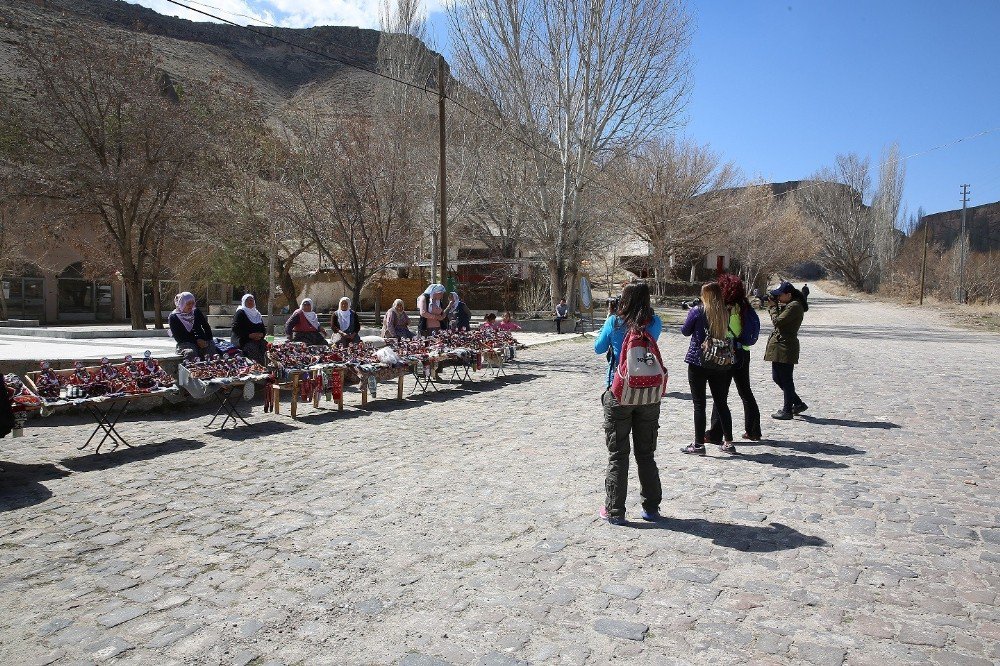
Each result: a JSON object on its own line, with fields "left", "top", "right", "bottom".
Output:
{"left": 594, "top": 315, "right": 663, "bottom": 387}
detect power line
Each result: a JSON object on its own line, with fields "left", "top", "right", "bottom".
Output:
{"left": 97, "top": 1, "right": 1000, "bottom": 229}
{"left": 160, "top": 0, "right": 435, "bottom": 96}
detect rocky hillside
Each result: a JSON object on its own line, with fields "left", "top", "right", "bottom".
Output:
{"left": 916, "top": 200, "right": 1000, "bottom": 253}
{"left": 0, "top": 0, "right": 441, "bottom": 117}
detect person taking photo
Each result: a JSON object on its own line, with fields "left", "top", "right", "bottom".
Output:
{"left": 593, "top": 282, "right": 664, "bottom": 525}
{"left": 680, "top": 282, "right": 737, "bottom": 455}
{"left": 705, "top": 274, "right": 762, "bottom": 443}
{"left": 764, "top": 281, "right": 808, "bottom": 420}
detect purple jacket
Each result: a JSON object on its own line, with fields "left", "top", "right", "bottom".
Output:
{"left": 681, "top": 306, "right": 708, "bottom": 366}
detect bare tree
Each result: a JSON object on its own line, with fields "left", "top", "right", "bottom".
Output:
{"left": 448, "top": 0, "right": 693, "bottom": 308}
{"left": 608, "top": 138, "right": 740, "bottom": 291}
{"left": 725, "top": 184, "right": 818, "bottom": 291}
{"left": 8, "top": 33, "right": 210, "bottom": 329}
{"left": 797, "top": 147, "right": 905, "bottom": 292}
{"left": 283, "top": 114, "right": 413, "bottom": 306}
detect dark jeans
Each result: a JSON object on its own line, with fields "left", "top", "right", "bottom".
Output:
{"left": 707, "top": 348, "right": 761, "bottom": 440}
{"left": 688, "top": 363, "right": 733, "bottom": 443}
{"left": 602, "top": 390, "right": 661, "bottom": 518}
{"left": 771, "top": 362, "right": 802, "bottom": 413}
{"left": 555, "top": 316, "right": 566, "bottom": 333}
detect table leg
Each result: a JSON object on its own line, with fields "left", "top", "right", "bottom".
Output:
{"left": 360, "top": 379, "right": 368, "bottom": 407}
{"left": 337, "top": 369, "right": 344, "bottom": 411}
{"left": 291, "top": 373, "right": 299, "bottom": 419}
{"left": 273, "top": 383, "right": 281, "bottom": 414}
{"left": 397, "top": 374, "right": 404, "bottom": 400}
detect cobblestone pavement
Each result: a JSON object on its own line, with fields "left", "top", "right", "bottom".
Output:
{"left": 1, "top": 288, "right": 998, "bottom": 665}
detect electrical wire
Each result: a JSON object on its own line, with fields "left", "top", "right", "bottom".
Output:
{"left": 104, "top": 1, "right": 1000, "bottom": 226}
{"left": 160, "top": 0, "right": 435, "bottom": 95}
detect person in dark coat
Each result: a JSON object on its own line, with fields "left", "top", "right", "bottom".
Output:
{"left": 284, "top": 298, "right": 328, "bottom": 346}
{"left": 231, "top": 293, "right": 268, "bottom": 365}
{"left": 330, "top": 297, "right": 361, "bottom": 347}
{"left": 447, "top": 292, "right": 472, "bottom": 331}
{"left": 764, "top": 281, "right": 808, "bottom": 419}
{"left": 705, "top": 274, "right": 762, "bottom": 442}
{"left": 169, "top": 292, "right": 219, "bottom": 362}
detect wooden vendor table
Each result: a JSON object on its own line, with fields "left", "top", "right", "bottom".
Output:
{"left": 271, "top": 367, "right": 344, "bottom": 418}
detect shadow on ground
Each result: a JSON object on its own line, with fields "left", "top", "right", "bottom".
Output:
{"left": 60, "top": 438, "right": 205, "bottom": 472}
{"left": 798, "top": 415, "right": 900, "bottom": 429}
{"left": 721, "top": 451, "right": 849, "bottom": 469}
{"left": 633, "top": 518, "right": 828, "bottom": 552}
{"left": 207, "top": 420, "right": 301, "bottom": 440}
{"left": 743, "top": 439, "right": 865, "bottom": 456}
{"left": 0, "top": 461, "right": 71, "bottom": 512}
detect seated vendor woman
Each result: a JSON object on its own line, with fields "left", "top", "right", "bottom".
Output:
{"left": 330, "top": 297, "right": 361, "bottom": 347}
{"left": 382, "top": 299, "right": 415, "bottom": 339}
{"left": 231, "top": 293, "right": 268, "bottom": 365}
{"left": 169, "top": 292, "right": 220, "bottom": 361}
{"left": 284, "top": 298, "right": 329, "bottom": 346}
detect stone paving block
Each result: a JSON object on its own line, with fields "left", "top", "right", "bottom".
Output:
{"left": 593, "top": 618, "right": 648, "bottom": 641}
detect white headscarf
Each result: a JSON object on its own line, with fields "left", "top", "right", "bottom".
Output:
{"left": 238, "top": 293, "right": 263, "bottom": 325}
{"left": 300, "top": 298, "right": 320, "bottom": 330}
{"left": 336, "top": 297, "right": 352, "bottom": 331}
{"left": 172, "top": 292, "right": 196, "bottom": 332}
{"left": 417, "top": 283, "right": 446, "bottom": 309}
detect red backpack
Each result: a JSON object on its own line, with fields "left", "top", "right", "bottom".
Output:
{"left": 611, "top": 327, "right": 668, "bottom": 405}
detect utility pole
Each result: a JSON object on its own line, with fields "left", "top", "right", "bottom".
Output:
{"left": 958, "top": 184, "right": 969, "bottom": 303}
{"left": 437, "top": 55, "right": 448, "bottom": 288}
{"left": 919, "top": 214, "right": 929, "bottom": 306}
{"left": 268, "top": 234, "right": 277, "bottom": 336}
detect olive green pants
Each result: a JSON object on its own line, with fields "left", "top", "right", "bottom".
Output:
{"left": 602, "top": 390, "right": 662, "bottom": 519}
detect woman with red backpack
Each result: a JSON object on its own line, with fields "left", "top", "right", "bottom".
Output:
{"left": 593, "top": 282, "right": 665, "bottom": 525}
{"left": 705, "top": 273, "right": 762, "bottom": 443}
{"left": 680, "top": 282, "right": 737, "bottom": 455}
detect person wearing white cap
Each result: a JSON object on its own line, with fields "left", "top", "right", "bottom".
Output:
{"left": 231, "top": 293, "right": 268, "bottom": 364}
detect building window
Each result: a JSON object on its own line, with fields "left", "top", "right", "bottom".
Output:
{"left": 57, "top": 262, "right": 113, "bottom": 322}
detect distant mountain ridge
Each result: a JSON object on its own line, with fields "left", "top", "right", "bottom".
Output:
{"left": 1, "top": 0, "right": 442, "bottom": 115}
{"left": 918, "top": 200, "right": 1000, "bottom": 253}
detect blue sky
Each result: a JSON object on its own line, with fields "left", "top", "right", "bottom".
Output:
{"left": 137, "top": 0, "right": 1000, "bottom": 219}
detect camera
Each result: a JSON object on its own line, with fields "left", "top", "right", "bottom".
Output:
{"left": 680, "top": 297, "right": 701, "bottom": 310}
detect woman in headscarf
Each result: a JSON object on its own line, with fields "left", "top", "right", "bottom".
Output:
{"left": 169, "top": 292, "right": 218, "bottom": 362}
{"left": 284, "top": 298, "right": 328, "bottom": 346}
{"left": 416, "top": 283, "right": 447, "bottom": 337}
{"left": 382, "top": 298, "right": 414, "bottom": 339}
{"left": 330, "top": 296, "right": 361, "bottom": 347}
{"left": 231, "top": 293, "right": 268, "bottom": 364}
{"left": 446, "top": 291, "right": 472, "bottom": 332}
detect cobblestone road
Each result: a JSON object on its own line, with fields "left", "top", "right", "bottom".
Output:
{"left": 1, "top": 289, "right": 998, "bottom": 665}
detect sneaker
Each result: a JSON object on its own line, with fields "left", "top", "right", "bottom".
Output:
{"left": 702, "top": 435, "right": 723, "bottom": 446}
{"left": 742, "top": 432, "right": 762, "bottom": 441}
{"left": 599, "top": 506, "right": 627, "bottom": 526}
{"left": 720, "top": 441, "right": 738, "bottom": 454}
{"left": 680, "top": 443, "right": 706, "bottom": 455}
{"left": 771, "top": 410, "right": 793, "bottom": 420}
{"left": 640, "top": 508, "right": 661, "bottom": 522}
{"left": 792, "top": 402, "right": 809, "bottom": 415}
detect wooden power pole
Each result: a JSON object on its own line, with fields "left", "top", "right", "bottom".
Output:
{"left": 437, "top": 55, "right": 448, "bottom": 287}
{"left": 919, "top": 216, "right": 929, "bottom": 305}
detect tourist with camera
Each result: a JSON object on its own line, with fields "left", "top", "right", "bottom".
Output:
{"left": 680, "top": 282, "right": 737, "bottom": 455}
{"left": 705, "top": 274, "right": 762, "bottom": 443}
{"left": 764, "top": 281, "right": 808, "bottom": 419}
{"left": 593, "top": 282, "right": 664, "bottom": 525}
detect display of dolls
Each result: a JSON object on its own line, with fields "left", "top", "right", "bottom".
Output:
{"left": 140, "top": 350, "right": 174, "bottom": 387}
{"left": 35, "top": 361, "right": 62, "bottom": 400}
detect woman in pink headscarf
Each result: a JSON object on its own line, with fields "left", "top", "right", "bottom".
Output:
{"left": 169, "top": 292, "right": 219, "bottom": 361}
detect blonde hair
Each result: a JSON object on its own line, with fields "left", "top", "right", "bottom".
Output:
{"left": 700, "top": 283, "right": 728, "bottom": 339}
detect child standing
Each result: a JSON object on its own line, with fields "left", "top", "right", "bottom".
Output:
{"left": 497, "top": 311, "right": 521, "bottom": 360}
